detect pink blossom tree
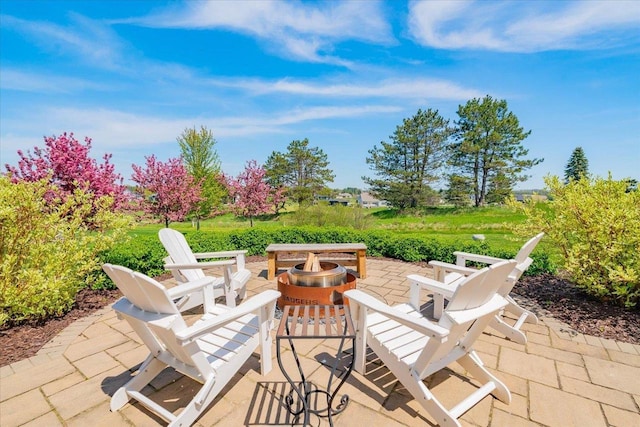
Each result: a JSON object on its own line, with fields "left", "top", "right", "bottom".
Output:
{"left": 225, "top": 160, "right": 274, "bottom": 227}
{"left": 131, "top": 155, "right": 202, "bottom": 228}
{"left": 4, "top": 132, "right": 127, "bottom": 208}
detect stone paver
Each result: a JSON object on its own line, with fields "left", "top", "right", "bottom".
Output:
{"left": 529, "top": 382, "right": 607, "bottom": 426}
{"left": 583, "top": 355, "right": 640, "bottom": 395}
{"left": 498, "top": 347, "right": 559, "bottom": 388}
{"left": 1, "top": 259, "right": 639, "bottom": 427}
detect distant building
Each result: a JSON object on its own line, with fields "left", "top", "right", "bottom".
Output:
{"left": 357, "top": 191, "right": 388, "bottom": 208}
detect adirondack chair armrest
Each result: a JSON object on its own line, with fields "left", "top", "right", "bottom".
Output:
{"left": 176, "top": 290, "right": 281, "bottom": 344}
{"left": 166, "top": 276, "right": 222, "bottom": 299}
{"left": 345, "top": 289, "right": 449, "bottom": 339}
{"left": 164, "top": 259, "right": 236, "bottom": 270}
{"left": 428, "top": 261, "right": 478, "bottom": 277}
{"left": 193, "top": 250, "right": 247, "bottom": 260}
{"left": 407, "top": 274, "right": 456, "bottom": 298}
{"left": 445, "top": 294, "right": 508, "bottom": 325}
{"left": 453, "top": 251, "right": 505, "bottom": 266}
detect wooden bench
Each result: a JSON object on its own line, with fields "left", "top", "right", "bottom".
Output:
{"left": 266, "top": 243, "right": 367, "bottom": 280}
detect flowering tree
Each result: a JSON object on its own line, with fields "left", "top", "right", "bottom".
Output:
{"left": 225, "top": 160, "right": 274, "bottom": 226}
{"left": 131, "top": 155, "right": 202, "bottom": 228}
{"left": 4, "top": 132, "right": 127, "bottom": 208}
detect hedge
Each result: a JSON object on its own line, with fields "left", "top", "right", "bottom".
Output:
{"left": 96, "top": 227, "right": 555, "bottom": 289}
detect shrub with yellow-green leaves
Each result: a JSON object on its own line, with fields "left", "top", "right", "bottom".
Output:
{"left": 0, "top": 177, "right": 131, "bottom": 327}
{"left": 509, "top": 175, "right": 640, "bottom": 308}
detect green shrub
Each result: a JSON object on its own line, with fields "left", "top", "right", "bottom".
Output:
{"left": 509, "top": 175, "right": 640, "bottom": 307}
{"left": 96, "top": 234, "right": 166, "bottom": 282}
{"left": 99, "top": 227, "right": 556, "bottom": 284}
{"left": 0, "top": 177, "right": 131, "bottom": 327}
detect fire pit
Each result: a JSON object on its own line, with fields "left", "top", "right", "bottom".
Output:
{"left": 277, "top": 259, "right": 356, "bottom": 309}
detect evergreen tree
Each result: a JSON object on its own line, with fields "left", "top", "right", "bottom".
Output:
{"left": 265, "top": 139, "right": 334, "bottom": 205}
{"left": 445, "top": 174, "right": 472, "bottom": 207}
{"left": 450, "top": 95, "right": 542, "bottom": 207}
{"left": 363, "top": 108, "right": 453, "bottom": 209}
{"left": 564, "top": 146, "right": 589, "bottom": 183}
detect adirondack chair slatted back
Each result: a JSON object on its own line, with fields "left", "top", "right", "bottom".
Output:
{"left": 423, "top": 260, "right": 517, "bottom": 367}
{"left": 499, "top": 256, "right": 533, "bottom": 296}
{"left": 159, "top": 228, "right": 206, "bottom": 282}
{"left": 446, "top": 260, "right": 516, "bottom": 312}
{"left": 103, "top": 264, "right": 198, "bottom": 366}
{"left": 514, "top": 232, "right": 544, "bottom": 264}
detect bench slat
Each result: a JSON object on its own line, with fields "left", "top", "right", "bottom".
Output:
{"left": 266, "top": 243, "right": 366, "bottom": 252}
{"left": 266, "top": 243, "right": 367, "bottom": 280}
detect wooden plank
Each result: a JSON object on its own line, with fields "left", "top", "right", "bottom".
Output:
{"left": 272, "top": 259, "right": 358, "bottom": 268}
{"left": 266, "top": 243, "right": 366, "bottom": 252}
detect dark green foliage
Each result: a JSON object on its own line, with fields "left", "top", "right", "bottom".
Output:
{"left": 97, "top": 228, "right": 556, "bottom": 289}
{"left": 564, "top": 146, "right": 589, "bottom": 183}
{"left": 450, "top": 95, "right": 542, "bottom": 207}
{"left": 363, "top": 108, "right": 453, "bottom": 209}
{"left": 265, "top": 139, "right": 335, "bottom": 205}
{"left": 98, "top": 235, "right": 167, "bottom": 280}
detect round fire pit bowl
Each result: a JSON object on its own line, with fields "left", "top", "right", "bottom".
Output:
{"left": 288, "top": 261, "right": 347, "bottom": 288}
{"left": 277, "top": 272, "right": 356, "bottom": 309}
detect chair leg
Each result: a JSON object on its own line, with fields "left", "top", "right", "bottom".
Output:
{"left": 111, "top": 356, "right": 167, "bottom": 411}
{"left": 168, "top": 376, "right": 218, "bottom": 427}
{"left": 505, "top": 296, "right": 538, "bottom": 324}
{"left": 403, "top": 371, "right": 462, "bottom": 427}
{"left": 433, "top": 293, "right": 445, "bottom": 320}
{"left": 489, "top": 315, "right": 527, "bottom": 345}
{"left": 457, "top": 351, "right": 510, "bottom": 404}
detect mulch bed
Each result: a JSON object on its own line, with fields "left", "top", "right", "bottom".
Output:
{"left": 1, "top": 260, "right": 638, "bottom": 367}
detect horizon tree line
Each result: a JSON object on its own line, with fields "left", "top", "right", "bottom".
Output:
{"left": 8, "top": 94, "right": 623, "bottom": 226}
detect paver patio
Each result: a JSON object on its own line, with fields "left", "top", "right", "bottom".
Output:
{"left": 1, "top": 259, "right": 639, "bottom": 426}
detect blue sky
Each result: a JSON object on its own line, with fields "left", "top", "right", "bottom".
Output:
{"left": 1, "top": 0, "right": 639, "bottom": 190}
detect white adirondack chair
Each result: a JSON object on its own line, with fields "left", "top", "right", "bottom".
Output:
{"left": 159, "top": 228, "right": 251, "bottom": 308}
{"left": 423, "top": 233, "right": 544, "bottom": 344}
{"left": 102, "top": 263, "right": 280, "bottom": 427}
{"left": 345, "top": 260, "right": 516, "bottom": 427}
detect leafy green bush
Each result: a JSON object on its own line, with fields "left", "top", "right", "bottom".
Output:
{"left": 509, "top": 175, "right": 640, "bottom": 307}
{"left": 99, "top": 227, "right": 555, "bottom": 285}
{"left": 96, "top": 234, "right": 166, "bottom": 282}
{"left": 0, "top": 177, "right": 131, "bottom": 327}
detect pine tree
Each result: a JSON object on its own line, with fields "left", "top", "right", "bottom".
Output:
{"left": 450, "top": 96, "right": 542, "bottom": 207}
{"left": 564, "top": 147, "right": 589, "bottom": 183}
{"left": 363, "top": 108, "right": 453, "bottom": 209}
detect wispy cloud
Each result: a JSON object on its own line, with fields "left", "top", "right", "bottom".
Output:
{"left": 0, "top": 68, "right": 113, "bottom": 93}
{"left": 408, "top": 0, "right": 640, "bottom": 52}
{"left": 210, "top": 76, "right": 482, "bottom": 101}
{"left": 126, "top": 0, "right": 394, "bottom": 66}
{"left": 1, "top": 103, "right": 402, "bottom": 154}
{"left": 1, "top": 13, "right": 125, "bottom": 69}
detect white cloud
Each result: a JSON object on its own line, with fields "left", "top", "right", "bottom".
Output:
{"left": 209, "top": 76, "right": 482, "bottom": 101}
{"left": 129, "top": 0, "right": 393, "bottom": 65}
{"left": 0, "top": 103, "right": 401, "bottom": 154}
{"left": 408, "top": 0, "right": 640, "bottom": 52}
{"left": 1, "top": 13, "right": 125, "bottom": 69}
{"left": 0, "top": 68, "right": 113, "bottom": 93}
